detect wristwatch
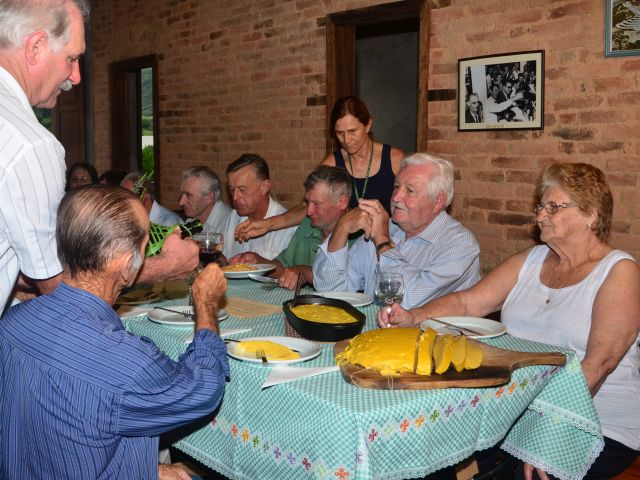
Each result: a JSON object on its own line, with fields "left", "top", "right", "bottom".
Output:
{"left": 375, "top": 240, "right": 395, "bottom": 252}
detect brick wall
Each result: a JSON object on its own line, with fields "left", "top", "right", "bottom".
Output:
{"left": 90, "top": 0, "right": 640, "bottom": 271}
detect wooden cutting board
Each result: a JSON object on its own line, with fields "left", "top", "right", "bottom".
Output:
{"left": 333, "top": 338, "right": 566, "bottom": 390}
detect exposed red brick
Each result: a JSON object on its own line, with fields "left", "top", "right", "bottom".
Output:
{"left": 463, "top": 198, "right": 503, "bottom": 210}
{"left": 488, "top": 212, "right": 534, "bottom": 226}
{"left": 551, "top": 128, "right": 595, "bottom": 140}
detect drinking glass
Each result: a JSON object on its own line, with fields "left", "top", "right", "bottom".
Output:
{"left": 375, "top": 271, "right": 404, "bottom": 314}
{"left": 193, "top": 232, "right": 224, "bottom": 267}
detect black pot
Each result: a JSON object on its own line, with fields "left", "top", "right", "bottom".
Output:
{"left": 282, "top": 295, "right": 366, "bottom": 342}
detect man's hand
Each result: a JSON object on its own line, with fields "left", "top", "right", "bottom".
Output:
{"left": 278, "top": 266, "right": 312, "bottom": 290}
{"left": 524, "top": 462, "right": 549, "bottom": 480}
{"left": 235, "top": 218, "right": 271, "bottom": 242}
{"left": 158, "top": 463, "right": 192, "bottom": 480}
{"left": 138, "top": 232, "right": 199, "bottom": 283}
{"left": 328, "top": 207, "right": 372, "bottom": 252}
{"left": 377, "top": 303, "right": 418, "bottom": 328}
{"left": 357, "top": 199, "right": 390, "bottom": 245}
{"left": 228, "top": 252, "right": 267, "bottom": 265}
{"left": 192, "top": 263, "right": 228, "bottom": 334}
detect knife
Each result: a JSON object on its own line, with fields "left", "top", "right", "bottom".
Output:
{"left": 426, "top": 317, "right": 484, "bottom": 336}
{"left": 248, "top": 274, "right": 278, "bottom": 284}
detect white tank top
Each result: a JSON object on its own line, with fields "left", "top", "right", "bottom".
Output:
{"left": 502, "top": 245, "right": 640, "bottom": 450}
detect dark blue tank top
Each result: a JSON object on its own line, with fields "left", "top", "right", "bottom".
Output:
{"left": 334, "top": 143, "right": 395, "bottom": 213}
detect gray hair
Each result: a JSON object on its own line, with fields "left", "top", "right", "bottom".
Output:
{"left": 121, "top": 171, "right": 156, "bottom": 198}
{"left": 0, "top": 0, "right": 90, "bottom": 51}
{"left": 182, "top": 165, "right": 223, "bottom": 202}
{"left": 303, "top": 166, "right": 352, "bottom": 201}
{"left": 57, "top": 185, "right": 147, "bottom": 277}
{"left": 400, "top": 153, "right": 455, "bottom": 207}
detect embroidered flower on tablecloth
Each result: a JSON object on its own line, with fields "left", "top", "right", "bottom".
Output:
{"left": 355, "top": 450, "right": 363, "bottom": 464}
{"left": 430, "top": 410, "right": 440, "bottom": 422}
{"left": 368, "top": 428, "right": 378, "bottom": 442}
{"left": 444, "top": 405, "right": 454, "bottom": 417}
{"left": 241, "top": 429, "right": 250, "bottom": 442}
{"left": 495, "top": 386, "right": 505, "bottom": 398}
{"left": 302, "top": 457, "right": 311, "bottom": 471}
{"left": 415, "top": 414, "right": 425, "bottom": 427}
{"left": 231, "top": 424, "right": 238, "bottom": 437}
{"left": 316, "top": 463, "right": 328, "bottom": 478}
{"left": 457, "top": 400, "right": 467, "bottom": 412}
{"left": 400, "top": 419, "right": 410, "bottom": 432}
{"left": 520, "top": 379, "right": 528, "bottom": 390}
{"left": 287, "top": 452, "right": 296, "bottom": 465}
{"left": 508, "top": 383, "right": 517, "bottom": 394}
{"left": 335, "top": 467, "right": 350, "bottom": 479}
{"left": 273, "top": 446, "right": 282, "bottom": 459}
{"left": 471, "top": 395, "right": 480, "bottom": 407}
{"left": 252, "top": 435, "right": 260, "bottom": 447}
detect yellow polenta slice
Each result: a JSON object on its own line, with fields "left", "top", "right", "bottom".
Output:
{"left": 464, "top": 340, "right": 484, "bottom": 370}
{"left": 236, "top": 340, "right": 299, "bottom": 360}
{"left": 416, "top": 327, "right": 437, "bottom": 375}
{"left": 451, "top": 335, "right": 467, "bottom": 373}
{"left": 433, "top": 334, "right": 455, "bottom": 374}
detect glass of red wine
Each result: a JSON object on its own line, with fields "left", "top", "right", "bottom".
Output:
{"left": 193, "top": 232, "right": 224, "bottom": 267}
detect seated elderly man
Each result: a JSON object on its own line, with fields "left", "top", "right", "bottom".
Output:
{"left": 313, "top": 153, "right": 480, "bottom": 309}
{"left": 179, "top": 165, "right": 232, "bottom": 234}
{"left": 223, "top": 154, "right": 297, "bottom": 260}
{"left": 230, "top": 166, "right": 351, "bottom": 289}
{"left": 121, "top": 171, "right": 183, "bottom": 226}
{"left": 0, "top": 185, "right": 229, "bottom": 479}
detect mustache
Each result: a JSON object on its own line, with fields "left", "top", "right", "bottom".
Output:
{"left": 60, "top": 79, "right": 73, "bottom": 92}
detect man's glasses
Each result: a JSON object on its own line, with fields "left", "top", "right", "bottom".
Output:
{"left": 534, "top": 201, "right": 576, "bottom": 215}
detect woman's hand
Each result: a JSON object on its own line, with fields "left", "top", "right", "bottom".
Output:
{"left": 158, "top": 463, "right": 192, "bottom": 480}
{"left": 524, "top": 462, "right": 549, "bottom": 480}
{"left": 378, "top": 303, "right": 418, "bottom": 328}
{"left": 235, "top": 218, "right": 272, "bottom": 242}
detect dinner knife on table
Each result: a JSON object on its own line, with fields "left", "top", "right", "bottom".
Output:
{"left": 248, "top": 274, "right": 278, "bottom": 284}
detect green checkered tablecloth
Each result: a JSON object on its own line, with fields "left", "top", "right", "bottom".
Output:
{"left": 122, "top": 280, "right": 604, "bottom": 480}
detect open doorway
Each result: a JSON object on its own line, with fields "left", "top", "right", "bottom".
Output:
{"left": 356, "top": 19, "right": 419, "bottom": 153}
{"left": 109, "top": 55, "right": 160, "bottom": 197}
{"left": 325, "top": 0, "right": 429, "bottom": 153}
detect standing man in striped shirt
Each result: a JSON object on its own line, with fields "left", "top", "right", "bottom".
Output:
{"left": 313, "top": 153, "right": 481, "bottom": 309}
{"left": 0, "top": 185, "right": 230, "bottom": 479}
{"left": 0, "top": 0, "right": 199, "bottom": 314}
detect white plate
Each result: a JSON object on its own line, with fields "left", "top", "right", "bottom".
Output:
{"left": 315, "top": 291, "right": 373, "bottom": 307}
{"left": 420, "top": 316, "right": 507, "bottom": 339}
{"left": 223, "top": 264, "right": 275, "bottom": 279}
{"left": 147, "top": 306, "right": 229, "bottom": 326}
{"left": 227, "top": 336, "right": 321, "bottom": 365}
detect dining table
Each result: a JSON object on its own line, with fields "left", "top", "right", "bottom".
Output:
{"left": 120, "top": 278, "right": 604, "bottom": 480}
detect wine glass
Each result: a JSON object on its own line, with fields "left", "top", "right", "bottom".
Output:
{"left": 188, "top": 232, "right": 223, "bottom": 305}
{"left": 193, "top": 232, "right": 224, "bottom": 267}
{"left": 375, "top": 271, "right": 404, "bottom": 316}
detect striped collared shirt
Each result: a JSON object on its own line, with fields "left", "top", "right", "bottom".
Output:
{"left": 313, "top": 211, "right": 481, "bottom": 308}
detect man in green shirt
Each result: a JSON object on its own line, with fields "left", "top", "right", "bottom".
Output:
{"left": 230, "top": 166, "right": 351, "bottom": 289}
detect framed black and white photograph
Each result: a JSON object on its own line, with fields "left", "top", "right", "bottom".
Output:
{"left": 458, "top": 50, "right": 544, "bottom": 132}
{"left": 606, "top": 0, "right": 640, "bottom": 57}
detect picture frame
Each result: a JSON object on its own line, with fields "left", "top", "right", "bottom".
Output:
{"left": 605, "top": 0, "right": 640, "bottom": 57}
{"left": 458, "top": 50, "right": 544, "bottom": 132}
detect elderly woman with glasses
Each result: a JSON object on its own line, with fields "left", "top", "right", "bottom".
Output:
{"left": 380, "top": 162, "right": 640, "bottom": 479}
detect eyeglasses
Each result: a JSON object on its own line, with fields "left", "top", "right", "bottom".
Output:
{"left": 71, "top": 176, "right": 90, "bottom": 182}
{"left": 534, "top": 201, "right": 577, "bottom": 215}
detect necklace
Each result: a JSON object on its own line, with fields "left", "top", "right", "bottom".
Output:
{"left": 346, "top": 139, "right": 374, "bottom": 201}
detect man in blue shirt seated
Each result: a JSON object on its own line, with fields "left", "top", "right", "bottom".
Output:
{"left": 0, "top": 185, "right": 230, "bottom": 479}
{"left": 313, "top": 153, "right": 481, "bottom": 309}
{"left": 228, "top": 166, "right": 352, "bottom": 290}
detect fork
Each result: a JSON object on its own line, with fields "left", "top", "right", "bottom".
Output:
{"left": 155, "top": 306, "right": 195, "bottom": 319}
{"left": 256, "top": 348, "right": 268, "bottom": 365}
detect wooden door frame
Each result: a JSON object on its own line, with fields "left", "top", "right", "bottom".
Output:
{"left": 108, "top": 54, "right": 160, "bottom": 193}
{"left": 325, "top": 0, "right": 430, "bottom": 152}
